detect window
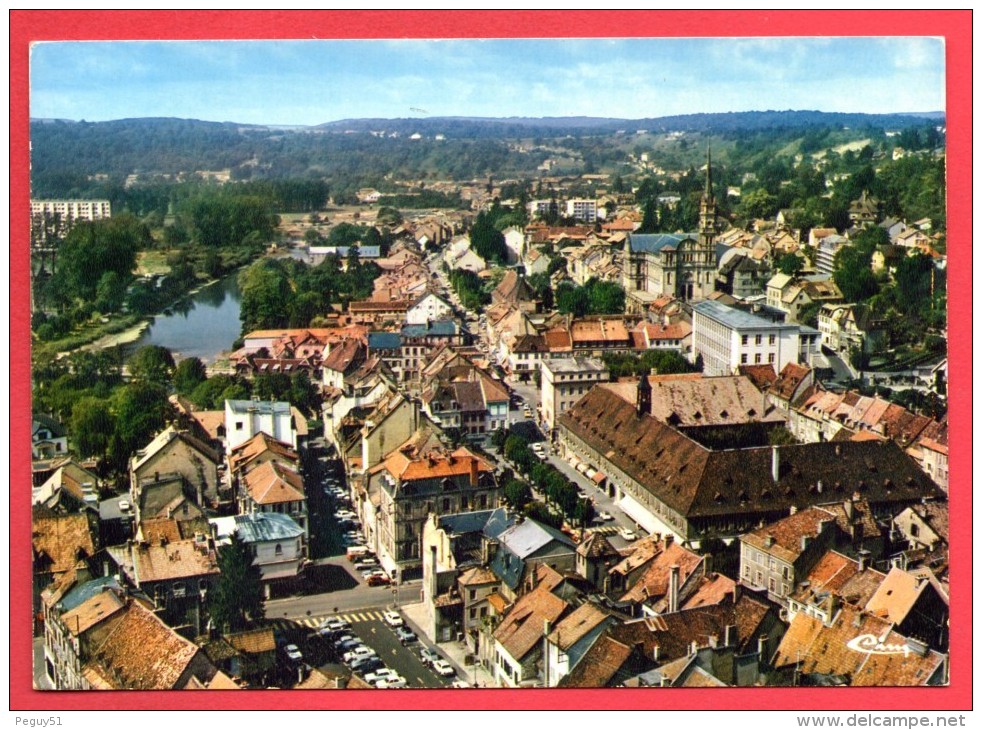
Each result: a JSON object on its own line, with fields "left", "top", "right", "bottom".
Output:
{"left": 768, "top": 353, "right": 776, "bottom": 364}
{"left": 755, "top": 334, "right": 762, "bottom": 346}
{"left": 442, "top": 498, "right": 450, "bottom": 511}
{"left": 769, "top": 334, "right": 776, "bottom": 345}
{"left": 275, "top": 543, "right": 283, "bottom": 556}
{"left": 910, "top": 523, "right": 920, "bottom": 538}
{"left": 469, "top": 589, "right": 476, "bottom": 601}
{"left": 768, "top": 578, "right": 776, "bottom": 593}
{"left": 235, "top": 421, "right": 243, "bottom": 430}
{"left": 741, "top": 335, "right": 749, "bottom": 346}
{"left": 741, "top": 354, "right": 748, "bottom": 364}
{"left": 755, "top": 354, "right": 762, "bottom": 364}
{"left": 470, "top": 608, "right": 477, "bottom": 619}
{"left": 783, "top": 566, "right": 791, "bottom": 579}
{"left": 743, "top": 565, "right": 751, "bottom": 578}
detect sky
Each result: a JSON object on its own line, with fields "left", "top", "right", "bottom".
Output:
{"left": 29, "top": 37, "right": 945, "bottom": 126}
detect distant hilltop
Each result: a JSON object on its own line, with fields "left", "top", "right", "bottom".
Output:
{"left": 32, "top": 109, "right": 945, "bottom": 136}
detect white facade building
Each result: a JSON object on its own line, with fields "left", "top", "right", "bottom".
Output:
{"left": 565, "top": 199, "right": 598, "bottom": 223}
{"left": 406, "top": 293, "right": 452, "bottom": 326}
{"left": 692, "top": 300, "right": 820, "bottom": 377}
{"left": 540, "top": 357, "right": 610, "bottom": 433}
{"left": 224, "top": 399, "right": 297, "bottom": 450}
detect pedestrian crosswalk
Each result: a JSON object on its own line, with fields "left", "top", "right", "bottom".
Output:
{"left": 586, "top": 525, "right": 619, "bottom": 536}
{"left": 266, "top": 610, "right": 386, "bottom": 632}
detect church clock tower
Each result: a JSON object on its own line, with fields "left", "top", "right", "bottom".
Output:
{"left": 698, "top": 147, "right": 718, "bottom": 245}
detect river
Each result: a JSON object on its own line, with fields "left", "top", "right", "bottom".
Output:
{"left": 128, "top": 273, "right": 243, "bottom": 363}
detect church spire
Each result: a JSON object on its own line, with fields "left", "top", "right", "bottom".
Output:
{"left": 699, "top": 146, "right": 718, "bottom": 242}
{"left": 705, "top": 146, "right": 713, "bottom": 198}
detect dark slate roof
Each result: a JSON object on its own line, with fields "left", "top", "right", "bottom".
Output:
{"left": 436, "top": 508, "right": 514, "bottom": 538}
{"left": 401, "top": 320, "right": 458, "bottom": 338}
{"left": 368, "top": 332, "right": 402, "bottom": 351}
{"left": 558, "top": 388, "right": 939, "bottom": 523}
{"left": 59, "top": 575, "right": 122, "bottom": 613}
{"left": 628, "top": 233, "right": 698, "bottom": 254}
{"left": 33, "top": 414, "right": 67, "bottom": 438}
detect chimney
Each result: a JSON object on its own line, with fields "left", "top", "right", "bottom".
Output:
{"left": 771, "top": 446, "right": 780, "bottom": 483}
{"left": 844, "top": 499, "right": 854, "bottom": 519}
{"left": 652, "top": 645, "right": 660, "bottom": 662}
{"left": 764, "top": 535, "right": 775, "bottom": 547}
{"left": 905, "top": 637, "right": 929, "bottom": 657}
{"left": 800, "top": 535, "right": 812, "bottom": 552}
{"left": 732, "top": 583, "right": 741, "bottom": 603}
{"left": 857, "top": 549, "right": 870, "bottom": 572}
{"left": 668, "top": 565, "right": 680, "bottom": 614}
{"left": 469, "top": 457, "right": 479, "bottom": 487}
{"left": 724, "top": 624, "right": 736, "bottom": 647}
{"left": 757, "top": 635, "right": 769, "bottom": 665}
{"left": 663, "top": 534, "right": 673, "bottom": 548}
{"left": 429, "top": 545, "right": 439, "bottom": 599}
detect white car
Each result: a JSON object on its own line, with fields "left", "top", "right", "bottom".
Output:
{"left": 382, "top": 610, "right": 404, "bottom": 628}
{"left": 596, "top": 511, "right": 614, "bottom": 522}
{"left": 364, "top": 668, "right": 399, "bottom": 684}
{"left": 343, "top": 646, "right": 377, "bottom": 664}
{"left": 451, "top": 679, "right": 471, "bottom": 689}
{"left": 283, "top": 644, "right": 303, "bottom": 662}
{"left": 619, "top": 527, "right": 638, "bottom": 541}
{"left": 431, "top": 659, "right": 455, "bottom": 677}
{"left": 376, "top": 676, "right": 408, "bottom": 689}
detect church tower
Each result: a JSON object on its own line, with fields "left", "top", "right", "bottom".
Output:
{"left": 698, "top": 147, "right": 718, "bottom": 244}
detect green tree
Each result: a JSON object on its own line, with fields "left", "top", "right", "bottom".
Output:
{"left": 127, "top": 345, "right": 176, "bottom": 386}
{"left": 70, "top": 397, "right": 114, "bottom": 460}
{"left": 504, "top": 479, "right": 533, "bottom": 508}
{"left": 173, "top": 357, "right": 208, "bottom": 396}
{"left": 470, "top": 211, "right": 507, "bottom": 264}
{"left": 209, "top": 535, "right": 264, "bottom": 632}
{"left": 775, "top": 253, "right": 804, "bottom": 276}
{"left": 584, "top": 279, "right": 626, "bottom": 314}
{"left": 289, "top": 370, "right": 321, "bottom": 415}
{"left": 109, "top": 381, "right": 174, "bottom": 468}
{"left": 238, "top": 259, "right": 292, "bottom": 332}
{"left": 95, "top": 271, "right": 127, "bottom": 313}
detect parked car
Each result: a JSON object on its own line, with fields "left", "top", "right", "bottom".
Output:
{"left": 364, "top": 668, "right": 399, "bottom": 684}
{"left": 332, "top": 634, "right": 359, "bottom": 650}
{"left": 382, "top": 610, "right": 404, "bottom": 627}
{"left": 619, "top": 527, "right": 638, "bottom": 541}
{"left": 431, "top": 660, "right": 455, "bottom": 677}
{"left": 283, "top": 644, "right": 303, "bottom": 663}
{"left": 349, "top": 655, "right": 384, "bottom": 674}
{"left": 346, "top": 546, "right": 370, "bottom": 560}
{"left": 367, "top": 573, "right": 391, "bottom": 587}
{"left": 596, "top": 511, "right": 614, "bottom": 522}
{"left": 395, "top": 626, "right": 417, "bottom": 644}
{"left": 419, "top": 647, "right": 440, "bottom": 667}
{"left": 375, "top": 676, "right": 408, "bottom": 689}
{"left": 319, "top": 617, "right": 351, "bottom": 633}
{"left": 343, "top": 646, "right": 377, "bottom": 664}
{"left": 451, "top": 679, "right": 471, "bottom": 689}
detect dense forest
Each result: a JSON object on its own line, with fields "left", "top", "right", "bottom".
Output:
{"left": 31, "top": 111, "right": 943, "bottom": 205}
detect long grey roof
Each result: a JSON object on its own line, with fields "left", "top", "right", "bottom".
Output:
{"left": 401, "top": 320, "right": 458, "bottom": 338}
{"left": 498, "top": 519, "right": 576, "bottom": 559}
{"left": 628, "top": 233, "right": 697, "bottom": 254}
{"left": 368, "top": 332, "right": 402, "bottom": 350}
{"left": 693, "top": 300, "right": 797, "bottom": 330}
{"left": 234, "top": 512, "right": 304, "bottom": 542}
{"left": 226, "top": 399, "right": 292, "bottom": 416}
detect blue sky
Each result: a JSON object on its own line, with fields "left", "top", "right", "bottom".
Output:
{"left": 29, "top": 37, "right": 945, "bottom": 125}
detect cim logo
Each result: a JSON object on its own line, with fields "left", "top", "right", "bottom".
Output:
{"left": 846, "top": 630, "right": 911, "bottom": 657}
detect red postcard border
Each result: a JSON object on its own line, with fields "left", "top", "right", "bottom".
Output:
{"left": 10, "top": 10, "right": 971, "bottom": 711}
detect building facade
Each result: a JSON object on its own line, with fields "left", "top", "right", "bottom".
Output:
{"left": 540, "top": 357, "right": 610, "bottom": 433}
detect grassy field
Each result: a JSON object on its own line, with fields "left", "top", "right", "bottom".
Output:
{"left": 135, "top": 250, "right": 172, "bottom": 277}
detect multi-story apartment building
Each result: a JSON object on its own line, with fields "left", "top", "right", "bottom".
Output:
{"left": 565, "top": 198, "right": 598, "bottom": 223}
{"left": 692, "top": 300, "right": 820, "bottom": 376}
{"left": 372, "top": 447, "right": 498, "bottom": 581}
{"left": 31, "top": 199, "right": 112, "bottom": 239}
{"left": 540, "top": 357, "right": 610, "bottom": 432}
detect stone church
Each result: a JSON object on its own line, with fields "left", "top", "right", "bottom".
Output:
{"left": 623, "top": 150, "right": 721, "bottom": 314}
